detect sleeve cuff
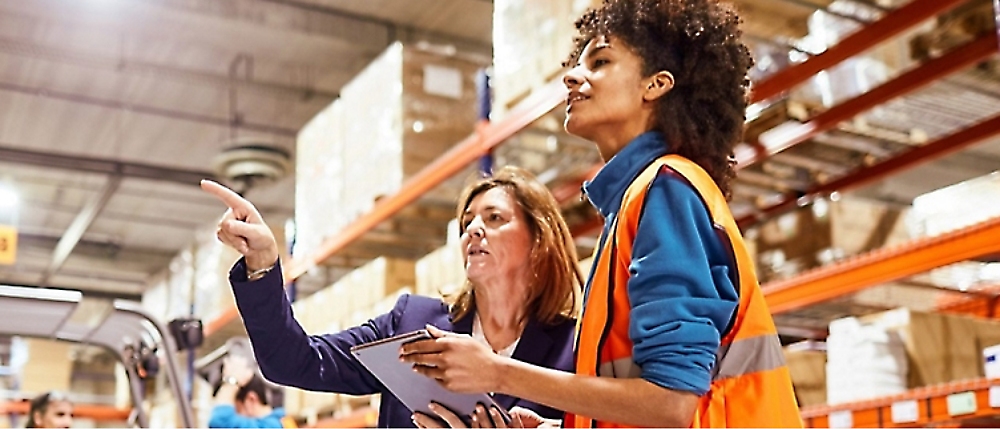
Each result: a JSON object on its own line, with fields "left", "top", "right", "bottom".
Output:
{"left": 641, "top": 363, "right": 710, "bottom": 396}
{"left": 229, "top": 257, "right": 282, "bottom": 285}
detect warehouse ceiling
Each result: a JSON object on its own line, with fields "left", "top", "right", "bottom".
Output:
{"left": 0, "top": 0, "right": 491, "bottom": 298}
{"left": 1, "top": 0, "right": 998, "bottom": 328}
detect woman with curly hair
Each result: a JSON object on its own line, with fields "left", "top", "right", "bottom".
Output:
{"left": 402, "top": 0, "right": 802, "bottom": 427}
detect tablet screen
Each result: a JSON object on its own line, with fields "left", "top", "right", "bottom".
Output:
{"left": 350, "top": 329, "right": 511, "bottom": 425}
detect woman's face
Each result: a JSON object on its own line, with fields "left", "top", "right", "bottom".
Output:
{"left": 34, "top": 400, "right": 72, "bottom": 428}
{"left": 563, "top": 35, "right": 652, "bottom": 157}
{"left": 460, "top": 187, "right": 533, "bottom": 286}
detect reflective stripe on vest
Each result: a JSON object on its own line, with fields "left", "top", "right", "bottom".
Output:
{"left": 567, "top": 155, "right": 802, "bottom": 428}
{"left": 712, "top": 334, "right": 785, "bottom": 381}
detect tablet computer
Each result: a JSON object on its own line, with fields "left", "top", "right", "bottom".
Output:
{"left": 350, "top": 329, "right": 510, "bottom": 425}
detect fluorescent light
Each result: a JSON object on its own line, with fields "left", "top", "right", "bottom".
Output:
{"left": 0, "top": 186, "right": 18, "bottom": 210}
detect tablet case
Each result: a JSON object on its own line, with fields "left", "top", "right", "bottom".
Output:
{"left": 350, "top": 329, "right": 511, "bottom": 425}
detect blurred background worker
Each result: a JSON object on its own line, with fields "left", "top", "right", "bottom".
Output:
{"left": 209, "top": 355, "right": 293, "bottom": 428}
{"left": 25, "top": 391, "right": 72, "bottom": 429}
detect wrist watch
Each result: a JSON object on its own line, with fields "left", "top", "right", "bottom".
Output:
{"left": 223, "top": 376, "right": 240, "bottom": 386}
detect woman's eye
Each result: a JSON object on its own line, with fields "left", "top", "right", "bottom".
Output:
{"left": 592, "top": 58, "right": 609, "bottom": 68}
{"left": 489, "top": 213, "right": 502, "bottom": 221}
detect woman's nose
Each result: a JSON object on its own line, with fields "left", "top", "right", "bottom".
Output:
{"left": 563, "top": 66, "right": 583, "bottom": 89}
{"left": 467, "top": 217, "right": 485, "bottom": 238}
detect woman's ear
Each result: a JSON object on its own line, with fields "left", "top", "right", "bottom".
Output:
{"left": 643, "top": 71, "right": 675, "bottom": 101}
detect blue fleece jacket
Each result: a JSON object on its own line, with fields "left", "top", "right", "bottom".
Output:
{"left": 208, "top": 405, "right": 286, "bottom": 428}
{"left": 582, "top": 131, "right": 740, "bottom": 396}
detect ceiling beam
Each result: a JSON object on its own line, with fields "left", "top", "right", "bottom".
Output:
{"left": 0, "top": 0, "right": 384, "bottom": 64}
{"left": 22, "top": 198, "right": 202, "bottom": 231}
{"left": 39, "top": 175, "right": 123, "bottom": 286}
{"left": 0, "top": 281, "right": 141, "bottom": 301}
{"left": 0, "top": 144, "right": 215, "bottom": 186}
{"left": 256, "top": 0, "right": 493, "bottom": 54}
{"left": 0, "top": 36, "right": 340, "bottom": 100}
{"left": 17, "top": 232, "right": 177, "bottom": 264}
{"left": 0, "top": 81, "right": 298, "bottom": 137}
{"left": 0, "top": 269, "right": 146, "bottom": 299}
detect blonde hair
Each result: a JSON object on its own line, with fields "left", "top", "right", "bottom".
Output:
{"left": 446, "top": 166, "right": 583, "bottom": 325}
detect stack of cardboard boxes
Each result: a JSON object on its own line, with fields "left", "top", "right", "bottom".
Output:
{"left": 295, "top": 43, "right": 485, "bottom": 260}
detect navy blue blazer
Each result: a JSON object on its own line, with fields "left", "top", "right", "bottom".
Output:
{"left": 229, "top": 259, "right": 576, "bottom": 428}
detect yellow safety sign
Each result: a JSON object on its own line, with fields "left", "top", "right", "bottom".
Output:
{"left": 0, "top": 224, "right": 16, "bottom": 265}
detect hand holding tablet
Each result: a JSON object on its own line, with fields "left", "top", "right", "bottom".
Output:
{"left": 350, "top": 329, "right": 511, "bottom": 427}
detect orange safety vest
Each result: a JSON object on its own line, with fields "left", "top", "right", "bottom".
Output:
{"left": 567, "top": 155, "right": 802, "bottom": 428}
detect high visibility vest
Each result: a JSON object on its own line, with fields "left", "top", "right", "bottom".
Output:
{"left": 567, "top": 155, "right": 802, "bottom": 428}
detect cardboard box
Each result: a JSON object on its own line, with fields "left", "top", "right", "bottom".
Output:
{"left": 300, "top": 257, "right": 416, "bottom": 333}
{"left": 20, "top": 339, "right": 73, "bottom": 393}
{"left": 784, "top": 348, "right": 827, "bottom": 407}
{"left": 753, "top": 197, "right": 911, "bottom": 282}
{"left": 833, "top": 309, "right": 1000, "bottom": 388}
{"left": 826, "top": 317, "right": 908, "bottom": 404}
{"left": 909, "top": 171, "right": 1000, "bottom": 237}
{"left": 415, "top": 244, "right": 465, "bottom": 298}
{"left": 296, "top": 43, "right": 486, "bottom": 258}
{"left": 493, "top": 0, "right": 600, "bottom": 116}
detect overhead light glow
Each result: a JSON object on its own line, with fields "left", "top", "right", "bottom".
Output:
{"left": 0, "top": 186, "right": 18, "bottom": 210}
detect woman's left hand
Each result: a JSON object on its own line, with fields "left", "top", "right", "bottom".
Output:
{"left": 413, "top": 403, "right": 522, "bottom": 428}
{"left": 400, "top": 325, "right": 504, "bottom": 394}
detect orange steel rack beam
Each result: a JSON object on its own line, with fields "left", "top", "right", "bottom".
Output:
{"left": 572, "top": 32, "right": 999, "bottom": 237}
{"left": 0, "top": 401, "right": 131, "bottom": 421}
{"left": 749, "top": 0, "right": 967, "bottom": 104}
{"left": 549, "top": 0, "right": 972, "bottom": 209}
{"left": 736, "top": 32, "right": 998, "bottom": 167}
{"left": 738, "top": 109, "right": 1000, "bottom": 229}
{"left": 762, "top": 216, "right": 1000, "bottom": 315}
{"left": 800, "top": 377, "right": 1000, "bottom": 428}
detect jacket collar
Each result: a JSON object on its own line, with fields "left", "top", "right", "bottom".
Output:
{"left": 451, "top": 307, "right": 556, "bottom": 411}
{"left": 494, "top": 316, "right": 555, "bottom": 410}
{"left": 450, "top": 310, "right": 475, "bottom": 334}
{"left": 584, "top": 131, "right": 669, "bottom": 218}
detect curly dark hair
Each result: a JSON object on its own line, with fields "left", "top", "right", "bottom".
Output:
{"left": 565, "top": 0, "right": 753, "bottom": 199}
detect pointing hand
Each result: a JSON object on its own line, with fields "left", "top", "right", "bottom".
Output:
{"left": 200, "top": 180, "right": 279, "bottom": 271}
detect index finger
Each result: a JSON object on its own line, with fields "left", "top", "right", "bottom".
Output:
{"left": 201, "top": 180, "right": 249, "bottom": 210}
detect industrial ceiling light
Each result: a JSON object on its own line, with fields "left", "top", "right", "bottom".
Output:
{"left": 211, "top": 141, "right": 292, "bottom": 195}
{"left": 0, "top": 186, "right": 17, "bottom": 210}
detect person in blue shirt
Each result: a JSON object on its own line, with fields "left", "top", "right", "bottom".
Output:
{"left": 209, "top": 356, "right": 289, "bottom": 428}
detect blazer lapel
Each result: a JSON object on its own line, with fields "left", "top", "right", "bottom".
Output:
{"left": 450, "top": 311, "right": 474, "bottom": 335}
{"left": 492, "top": 317, "right": 553, "bottom": 411}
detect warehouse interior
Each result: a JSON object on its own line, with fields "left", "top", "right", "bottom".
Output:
{"left": 1, "top": 0, "right": 1000, "bottom": 427}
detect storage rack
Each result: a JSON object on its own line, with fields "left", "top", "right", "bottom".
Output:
{"left": 800, "top": 378, "right": 1000, "bottom": 428}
